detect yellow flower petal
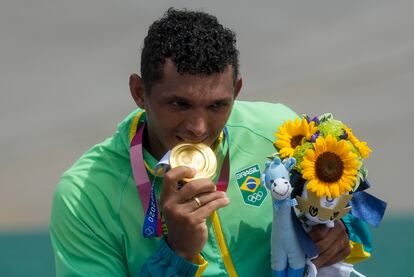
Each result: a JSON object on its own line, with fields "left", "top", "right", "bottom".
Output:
{"left": 330, "top": 184, "right": 340, "bottom": 198}
{"left": 301, "top": 135, "right": 360, "bottom": 198}
{"left": 274, "top": 117, "right": 318, "bottom": 158}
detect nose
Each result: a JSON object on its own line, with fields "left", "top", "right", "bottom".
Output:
{"left": 185, "top": 113, "right": 208, "bottom": 138}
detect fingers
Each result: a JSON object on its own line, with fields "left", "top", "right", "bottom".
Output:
{"left": 310, "top": 220, "right": 347, "bottom": 249}
{"left": 187, "top": 191, "right": 229, "bottom": 211}
{"left": 184, "top": 191, "right": 226, "bottom": 210}
{"left": 312, "top": 236, "right": 350, "bottom": 268}
{"left": 177, "top": 179, "right": 228, "bottom": 217}
{"left": 164, "top": 166, "right": 196, "bottom": 188}
{"left": 324, "top": 239, "right": 351, "bottom": 266}
{"left": 162, "top": 166, "right": 218, "bottom": 204}
{"left": 160, "top": 166, "right": 196, "bottom": 201}
{"left": 160, "top": 166, "right": 229, "bottom": 221}
{"left": 192, "top": 193, "right": 230, "bottom": 219}
{"left": 310, "top": 221, "right": 350, "bottom": 268}
{"left": 311, "top": 224, "right": 340, "bottom": 252}
{"left": 178, "top": 178, "right": 217, "bottom": 202}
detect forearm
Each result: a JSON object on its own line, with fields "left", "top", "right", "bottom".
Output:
{"left": 139, "top": 237, "right": 207, "bottom": 277}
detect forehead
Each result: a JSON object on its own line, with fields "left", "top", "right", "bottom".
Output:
{"left": 149, "top": 60, "right": 235, "bottom": 102}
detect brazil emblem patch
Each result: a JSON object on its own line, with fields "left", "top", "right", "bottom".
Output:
{"left": 234, "top": 164, "right": 267, "bottom": 207}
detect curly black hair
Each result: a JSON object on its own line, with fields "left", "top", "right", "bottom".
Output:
{"left": 140, "top": 8, "right": 239, "bottom": 92}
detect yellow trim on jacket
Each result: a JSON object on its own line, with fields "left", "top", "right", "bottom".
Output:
{"left": 193, "top": 255, "right": 209, "bottom": 277}
{"left": 210, "top": 211, "right": 238, "bottom": 276}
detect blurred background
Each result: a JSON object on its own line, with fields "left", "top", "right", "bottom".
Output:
{"left": 1, "top": 0, "right": 412, "bottom": 276}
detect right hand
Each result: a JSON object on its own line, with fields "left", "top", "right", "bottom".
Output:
{"left": 160, "top": 166, "right": 230, "bottom": 261}
{"left": 308, "top": 221, "right": 351, "bottom": 269}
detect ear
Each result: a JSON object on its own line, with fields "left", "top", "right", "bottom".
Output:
{"left": 234, "top": 77, "right": 242, "bottom": 99}
{"left": 129, "top": 74, "right": 145, "bottom": 109}
{"left": 272, "top": 156, "right": 282, "bottom": 166}
{"left": 283, "top": 157, "right": 297, "bottom": 172}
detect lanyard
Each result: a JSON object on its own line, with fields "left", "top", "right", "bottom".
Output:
{"left": 130, "top": 122, "right": 230, "bottom": 238}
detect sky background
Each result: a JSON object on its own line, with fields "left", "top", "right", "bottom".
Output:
{"left": 0, "top": 0, "right": 413, "bottom": 275}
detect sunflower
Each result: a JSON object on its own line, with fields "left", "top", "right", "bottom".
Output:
{"left": 344, "top": 126, "right": 372, "bottom": 158}
{"left": 275, "top": 117, "right": 318, "bottom": 159}
{"left": 301, "top": 135, "right": 361, "bottom": 198}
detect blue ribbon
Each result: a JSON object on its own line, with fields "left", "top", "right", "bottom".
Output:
{"left": 350, "top": 190, "right": 387, "bottom": 227}
{"left": 142, "top": 180, "right": 160, "bottom": 238}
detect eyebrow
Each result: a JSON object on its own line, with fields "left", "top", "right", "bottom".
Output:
{"left": 165, "top": 95, "right": 233, "bottom": 104}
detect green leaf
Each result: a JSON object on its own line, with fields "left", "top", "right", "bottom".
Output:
{"left": 318, "top": 113, "right": 333, "bottom": 123}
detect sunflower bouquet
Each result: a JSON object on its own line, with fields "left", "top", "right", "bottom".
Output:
{"left": 274, "top": 113, "right": 373, "bottom": 226}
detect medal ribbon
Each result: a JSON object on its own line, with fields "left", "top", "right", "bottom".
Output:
{"left": 130, "top": 122, "right": 230, "bottom": 238}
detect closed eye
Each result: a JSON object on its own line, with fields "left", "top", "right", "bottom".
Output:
{"left": 170, "top": 100, "right": 191, "bottom": 110}
{"left": 207, "top": 98, "right": 233, "bottom": 110}
{"left": 208, "top": 101, "right": 228, "bottom": 110}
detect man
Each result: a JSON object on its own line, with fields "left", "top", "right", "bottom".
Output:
{"left": 50, "top": 8, "right": 372, "bottom": 276}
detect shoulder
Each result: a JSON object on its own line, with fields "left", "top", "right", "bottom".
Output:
{"left": 227, "top": 100, "right": 298, "bottom": 141}
{"left": 51, "top": 109, "right": 143, "bottom": 224}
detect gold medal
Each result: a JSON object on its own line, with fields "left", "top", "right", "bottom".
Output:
{"left": 170, "top": 143, "right": 217, "bottom": 182}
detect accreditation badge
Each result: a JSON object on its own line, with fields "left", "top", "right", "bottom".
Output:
{"left": 235, "top": 164, "right": 268, "bottom": 207}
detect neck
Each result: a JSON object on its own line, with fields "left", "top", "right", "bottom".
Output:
{"left": 142, "top": 126, "right": 166, "bottom": 161}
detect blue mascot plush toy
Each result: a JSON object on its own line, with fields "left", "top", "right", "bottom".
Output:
{"left": 261, "top": 156, "right": 307, "bottom": 277}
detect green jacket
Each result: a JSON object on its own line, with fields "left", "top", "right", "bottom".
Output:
{"left": 50, "top": 101, "right": 372, "bottom": 276}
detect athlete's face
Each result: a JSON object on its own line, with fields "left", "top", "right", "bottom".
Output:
{"left": 130, "top": 60, "right": 242, "bottom": 159}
